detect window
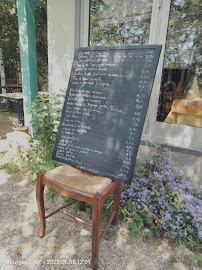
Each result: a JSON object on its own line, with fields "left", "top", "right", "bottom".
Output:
{"left": 157, "top": 0, "right": 202, "bottom": 128}
{"left": 89, "top": 0, "right": 153, "bottom": 46}
{"left": 86, "top": 0, "right": 202, "bottom": 150}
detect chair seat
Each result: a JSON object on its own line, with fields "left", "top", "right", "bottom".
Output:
{"left": 43, "top": 164, "right": 112, "bottom": 195}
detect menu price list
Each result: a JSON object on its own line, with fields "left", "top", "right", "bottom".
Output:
{"left": 53, "top": 46, "right": 161, "bottom": 184}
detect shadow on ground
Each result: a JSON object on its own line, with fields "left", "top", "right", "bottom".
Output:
{"left": 0, "top": 167, "right": 198, "bottom": 270}
{"left": 0, "top": 109, "right": 18, "bottom": 139}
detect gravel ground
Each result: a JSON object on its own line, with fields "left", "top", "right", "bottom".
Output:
{"left": 0, "top": 157, "right": 199, "bottom": 270}
{"left": 0, "top": 111, "right": 200, "bottom": 270}
{"left": 0, "top": 109, "right": 18, "bottom": 139}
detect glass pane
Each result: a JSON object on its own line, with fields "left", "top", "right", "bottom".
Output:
{"left": 89, "top": 0, "right": 153, "bottom": 46}
{"left": 157, "top": 0, "right": 202, "bottom": 128}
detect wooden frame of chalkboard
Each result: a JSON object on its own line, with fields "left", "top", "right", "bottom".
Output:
{"left": 52, "top": 45, "right": 162, "bottom": 185}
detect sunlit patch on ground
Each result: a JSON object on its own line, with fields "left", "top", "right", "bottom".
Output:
{"left": 0, "top": 171, "right": 8, "bottom": 185}
{"left": 0, "top": 248, "right": 13, "bottom": 270}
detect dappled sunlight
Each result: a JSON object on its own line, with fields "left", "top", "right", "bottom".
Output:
{"left": 151, "top": 121, "right": 201, "bottom": 151}
{"left": 19, "top": 22, "right": 28, "bottom": 53}
{"left": 16, "top": 242, "right": 33, "bottom": 258}
{"left": 59, "top": 241, "right": 76, "bottom": 257}
{"left": 80, "top": 228, "right": 90, "bottom": 236}
{"left": 81, "top": 241, "right": 91, "bottom": 250}
{"left": 8, "top": 116, "right": 19, "bottom": 126}
{"left": 0, "top": 112, "right": 18, "bottom": 139}
{"left": 17, "top": 179, "right": 27, "bottom": 186}
{"left": 20, "top": 190, "right": 38, "bottom": 217}
{"left": 115, "top": 226, "right": 128, "bottom": 248}
{"left": 0, "top": 167, "right": 197, "bottom": 270}
{"left": 0, "top": 248, "right": 13, "bottom": 270}
{"left": 125, "top": 259, "right": 138, "bottom": 270}
{"left": 155, "top": 239, "right": 171, "bottom": 260}
{"left": 165, "top": 125, "right": 194, "bottom": 148}
{"left": 185, "top": 158, "right": 202, "bottom": 187}
{"left": 172, "top": 263, "right": 187, "bottom": 270}
{"left": 16, "top": 190, "right": 38, "bottom": 237}
{"left": 0, "top": 171, "right": 9, "bottom": 185}
{"left": 21, "top": 220, "right": 34, "bottom": 237}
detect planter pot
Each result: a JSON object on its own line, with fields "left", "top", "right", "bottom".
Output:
{"left": 13, "top": 126, "right": 29, "bottom": 135}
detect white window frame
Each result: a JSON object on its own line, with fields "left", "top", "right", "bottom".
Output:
{"left": 79, "top": 0, "right": 202, "bottom": 152}
{"left": 146, "top": 0, "right": 202, "bottom": 152}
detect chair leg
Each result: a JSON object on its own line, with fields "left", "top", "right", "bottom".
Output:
{"left": 112, "top": 182, "right": 122, "bottom": 225}
{"left": 36, "top": 172, "right": 46, "bottom": 238}
{"left": 92, "top": 194, "right": 103, "bottom": 270}
{"left": 79, "top": 201, "right": 85, "bottom": 211}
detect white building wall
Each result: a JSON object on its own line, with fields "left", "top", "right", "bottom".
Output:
{"left": 47, "top": 0, "right": 76, "bottom": 93}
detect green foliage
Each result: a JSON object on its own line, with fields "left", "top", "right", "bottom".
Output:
{"left": 170, "top": 256, "right": 178, "bottom": 264}
{"left": 72, "top": 201, "right": 80, "bottom": 210}
{"left": 0, "top": 159, "right": 20, "bottom": 173}
{"left": 183, "top": 255, "right": 192, "bottom": 266}
{"left": 0, "top": 91, "right": 65, "bottom": 182}
{"left": 85, "top": 204, "right": 92, "bottom": 220}
{"left": 121, "top": 147, "right": 202, "bottom": 251}
{"left": 106, "top": 228, "right": 116, "bottom": 240}
{"left": 164, "top": 0, "right": 202, "bottom": 89}
{"left": 22, "top": 140, "right": 61, "bottom": 183}
{"left": 0, "top": 0, "right": 47, "bottom": 86}
{"left": 63, "top": 195, "right": 115, "bottom": 227}
{"left": 102, "top": 195, "right": 114, "bottom": 224}
{"left": 128, "top": 212, "right": 144, "bottom": 239}
{"left": 64, "top": 197, "right": 74, "bottom": 204}
{"left": 25, "top": 171, "right": 37, "bottom": 184}
{"left": 45, "top": 187, "right": 57, "bottom": 199}
{"left": 0, "top": 151, "right": 21, "bottom": 173}
{"left": 34, "top": 1, "right": 48, "bottom": 82}
{"left": 90, "top": 0, "right": 151, "bottom": 47}
{"left": 30, "top": 90, "right": 65, "bottom": 151}
{"left": 194, "top": 253, "right": 202, "bottom": 267}
{"left": 121, "top": 197, "right": 162, "bottom": 241}
{"left": 63, "top": 197, "right": 83, "bottom": 211}
{"left": 142, "top": 228, "right": 153, "bottom": 240}
{"left": 0, "top": 0, "right": 20, "bottom": 75}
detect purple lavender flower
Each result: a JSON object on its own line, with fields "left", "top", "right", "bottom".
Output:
{"left": 121, "top": 148, "right": 202, "bottom": 248}
{"left": 198, "top": 231, "right": 202, "bottom": 239}
{"left": 164, "top": 212, "right": 172, "bottom": 221}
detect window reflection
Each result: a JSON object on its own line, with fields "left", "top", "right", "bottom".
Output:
{"left": 89, "top": 0, "right": 153, "bottom": 46}
{"left": 157, "top": 0, "right": 202, "bottom": 128}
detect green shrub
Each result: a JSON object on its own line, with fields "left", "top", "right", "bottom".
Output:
{"left": 194, "top": 253, "right": 202, "bottom": 267}
{"left": 128, "top": 212, "right": 144, "bottom": 239}
{"left": 170, "top": 256, "right": 178, "bottom": 264}
{"left": 30, "top": 90, "right": 66, "bottom": 151}
{"left": 183, "top": 255, "right": 192, "bottom": 266}
{"left": 22, "top": 141, "right": 61, "bottom": 182}
{"left": 45, "top": 187, "right": 57, "bottom": 199}
{"left": 0, "top": 160, "right": 20, "bottom": 173}
{"left": 142, "top": 228, "right": 153, "bottom": 240}
{"left": 19, "top": 90, "right": 66, "bottom": 182}
{"left": 121, "top": 147, "right": 202, "bottom": 251}
{"left": 0, "top": 151, "right": 21, "bottom": 173}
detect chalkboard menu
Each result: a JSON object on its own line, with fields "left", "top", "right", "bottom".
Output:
{"left": 52, "top": 45, "right": 161, "bottom": 185}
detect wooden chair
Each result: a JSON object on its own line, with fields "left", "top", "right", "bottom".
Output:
{"left": 36, "top": 164, "right": 122, "bottom": 270}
